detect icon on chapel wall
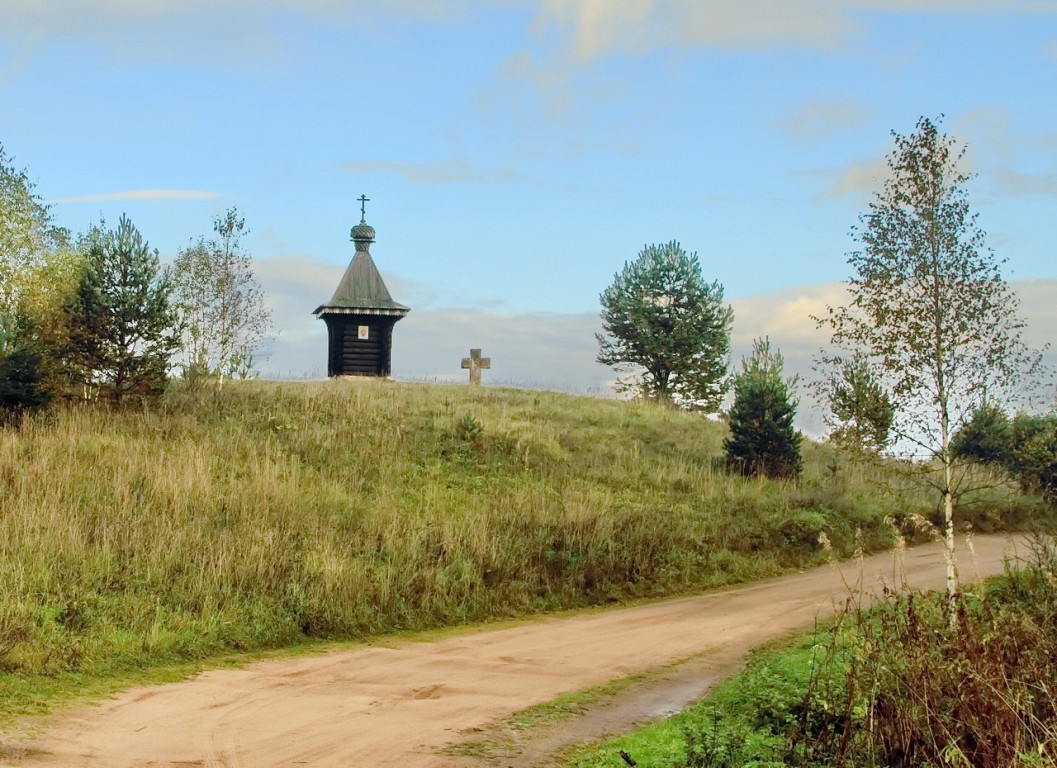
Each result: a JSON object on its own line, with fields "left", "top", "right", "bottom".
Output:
{"left": 358, "top": 326, "right": 370, "bottom": 340}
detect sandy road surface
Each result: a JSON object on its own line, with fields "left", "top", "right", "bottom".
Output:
{"left": 3, "top": 535, "right": 1027, "bottom": 768}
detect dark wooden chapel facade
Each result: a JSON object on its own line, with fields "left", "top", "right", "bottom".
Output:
{"left": 313, "top": 198, "right": 409, "bottom": 377}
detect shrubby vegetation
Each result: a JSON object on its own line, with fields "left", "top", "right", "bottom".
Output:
{"left": 0, "top": 143, "right": 75, "bottom": 420}
{"left": 0, "top": 144, "right": 72, "bottom": 332}
{"left": 955, "top": 405, "right": 1057, "bottom": 506}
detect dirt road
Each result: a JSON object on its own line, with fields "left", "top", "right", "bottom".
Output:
{"left": 3, "top": 535, "right": 1027, "bottom": 768}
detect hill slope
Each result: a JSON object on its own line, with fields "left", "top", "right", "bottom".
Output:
{"left": 0, "top": 379, "right": 1045, "bottom": 714}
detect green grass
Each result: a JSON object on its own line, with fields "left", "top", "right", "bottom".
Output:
{"left": 562, "top": 627, "right": 847, "bottom": 768}
{"left": 444, "top": 664, "right": 656, "bottom": 760}
{"left": 0, "top": 378, "right": 1049, "bottom": 721}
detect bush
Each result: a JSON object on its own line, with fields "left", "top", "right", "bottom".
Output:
{"left": 955, "top": 406, "right": 1057, "bottom": 505}
{"left": 0, "top": 345, "right": 51, "bottom": 423}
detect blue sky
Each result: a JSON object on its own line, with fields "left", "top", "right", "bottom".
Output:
{"left": 2, "top": 1, "right": 1054, "bottom": 423}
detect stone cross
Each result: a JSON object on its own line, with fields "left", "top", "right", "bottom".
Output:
{"left": 461, "top": 348, "right": 491, "bottom": 386}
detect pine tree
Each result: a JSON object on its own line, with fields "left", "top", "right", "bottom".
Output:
{"left": 954, "top": 406, "right": 1057, "bottom": 506}
{"left": 596, "top": 240, "right": 733, "bottom": 409}
{"left": 725, "top": 338, "right": 802, "bottom": 479}
{"left": 825, "top": 354, "right": 895, "bottom": 453}
{"left": 65, "top": 215, "right": 179, "bottom": 404}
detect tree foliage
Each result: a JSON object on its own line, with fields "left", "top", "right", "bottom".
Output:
{"left": 0, "top": 144, "right": 83, "bottom": 408}
{"left": 824, "top": 354, "right": 895, "bottom": 453}
{"left": 0, "top": 143, "right": 73, "bottom": 349}
{"left": 65, "top": 216, "right": 179, "bottom": 404}
{"left": 725, "top": 337, "right": 802, "bottom": 479}
{"left": 169, "top": 207, "right": 272, "bottom": 388}
{"left": 596, "top": 240, "right": 733, "bottom": 409}
{"left": 816, "top": 116, "right": 1045, "bottom": 600}
{"left": 0, "top": 329, "right": 51, "bottom": 426}
{"left": 954, "top": 405, "right": 1057, "bottom": 506}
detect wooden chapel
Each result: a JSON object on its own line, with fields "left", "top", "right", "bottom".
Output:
{"left": 313, "top": 196, "right": 409, "bottom": 377}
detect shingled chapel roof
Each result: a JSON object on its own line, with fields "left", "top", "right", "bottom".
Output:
{"left": 313, "top": 216, "right": 409, "bottom": 317}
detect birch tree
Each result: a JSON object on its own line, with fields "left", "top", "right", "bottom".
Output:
{"left": 169, "top": 207, "right": 272, "bottom": 388}
{"left": 817, "top": 116, "right": 1044, "bottom": 607}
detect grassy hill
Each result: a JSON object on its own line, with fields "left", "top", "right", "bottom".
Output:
{"left": 0, "top": 379, "right": 1047, "bottom": 717}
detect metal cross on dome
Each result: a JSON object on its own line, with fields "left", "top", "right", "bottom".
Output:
{"left": 358, "top": 194, "right": 370, "bottom": 222}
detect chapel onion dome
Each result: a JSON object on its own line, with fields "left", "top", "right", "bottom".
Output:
{"left": 350, "top": 221, "right": 376, "bottom": 248}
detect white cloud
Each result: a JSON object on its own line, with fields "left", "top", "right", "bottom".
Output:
{"left": 872, "top": 0, "right": 1054, "bottom": 11}
{"left": 992, "top": 168, "right": 1057, "bottom": 198}
{"left": 532, "top": 0, "right": 1055, "bottom": 62}
{"left": 340, "top": 160, "right": 531, "bottom": 185}
{"left": 0, "top": 0, "right": 512, "bottom": 66}
{"left": 1014, "top": 278, "right": 1057, "bottom": 353}
{"left": 955, "top": 107, "right": 1057, "bottom": 199}
{"left": 0, "top": 37, "right": 33, "bottom": 84}
{"left": 730, "top": 284, "right": 843, "bottom": 348}
{"left": 535, "top": 0, "right": 861, "bottom": 59}
{"left": 494, "top": 50, "right": 578, "bottom": 121}
{"left": 5, "top": 0, "right": 1052, "bottom": 74}
{"left": 394, "top": 308, "right": 609, "bottom": 391}
{"left": 340, "top": 158, "right": 606, "bottom": 195}
{"left": 3, "top": 2, "right": 276, "bottom": 67}
{"left": 782, "top": 99, "right": 875, "bottom": 145}
{"left": 811, "top": 155, "right": 891, "bottom": 201}
{"left": 490, "top": 2, "right": 1057, "bottom": 133}
{"left": 727, "top": 279, "right": 1056, "bottom": 366}
{"left": 50, "top": 190, "right": 221, "bottom": 204}
{"left": 727, "top": 279, "right": 1056, "bottom": 433}
{"left": 0, "top": 0, "right": 483, "bottom": 28}
{"left": 801, "top": 110, "right": 1057, "bottom": 202}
